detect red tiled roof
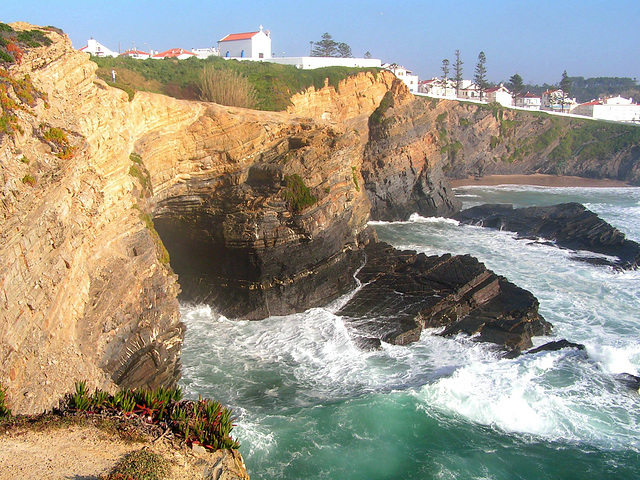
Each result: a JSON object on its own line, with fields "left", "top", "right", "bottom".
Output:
{"left": 219, "top": 31, "right": 260, "bottom": 42}
{"left": 79, "top": 45, "right": 88, "bottom": 51}
{"left": 580, "top": 99, "right": 602, "bottom": 106}
{"left": 153, "top": 48, "right": 196, "bottom": 58}
{"left": 523, "top": 92, "right": 541, "bottom": 98}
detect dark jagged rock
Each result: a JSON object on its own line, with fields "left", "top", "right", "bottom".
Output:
{"left": 526, "top": 339, "right": 586, "bottom": 355}
{"left": 454, "top": 203, "right": 640, "bottom": 269}
{"left": 338, "top": 242, "right": 551, "bottom": 352}
{"left": 616, "top": 373, "right": 640, "bottom": 391}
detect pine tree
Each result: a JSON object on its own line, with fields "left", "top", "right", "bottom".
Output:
{"left": 311, "top": 33, "right": 338, "bottom": 57}
{"left": 441, "top": 59, "right": 450, "bottom": 96}
{"left": 559, "top": 70, "right": 572, "bottom": 113}
{"left": 337, "top": 42, "right": 353, "bottom": 58}
{"left": 454, "top": 50, "right": 463, "bottom": 97}
{"left": 364, "top": 51, "right": 372, "bottom": 59}
{"left": 474, "top": 51, "right": 488, "bottom": 101}
{"left": 509, "top": 73, "right": 524, "bottom": 105}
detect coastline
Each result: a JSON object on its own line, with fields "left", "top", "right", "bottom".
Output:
{"left": 450, "top": 174, "right": 631, "bottom": 188}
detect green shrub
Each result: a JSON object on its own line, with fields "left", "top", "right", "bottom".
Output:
{"left": 21, "top": 174, "right": 36, "bottom": 186}
{"left": 351, "top": 166, "right": 360, "bottom": 191}
{"left": 370, "top": 90, "right": 394, "bottom": 125}
{"left": 0, "top": 384, "right": 11, "bottom": 418}
{"left": 282, "top": 174, "right": 317, "bottom": 213}
{"left": 0, "top": 23, "right": 15, "bottom": 33}
{"left": 103, "top": 449, "right": 169, "bottom": 480}
{"left": 16, "top": 30, "right": 52, "bottom": 48}
{"left": 71, "top": 381, "right": 91, "bottom": 411}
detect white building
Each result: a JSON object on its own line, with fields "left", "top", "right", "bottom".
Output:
{"left": 485, "top": 84, "right": 513, "bottom": 107}
{"left": 218, "top": 26, "right": 272, "bottom": 60}
{"left": 515, "top": 92, "right": 541, "bottom": 110}
{"left": 120, "top": 49, "right": 150, "bottom": 60}
{"left": 79, "top": 38, "right": 118, "bottom": 57}
{"left": 418, "top": 78, "right": 457, "bottom": 98}
{"left": 383, "top": 63, "right": 419, "bottom": 93}
{"left": 458, "top": 81, "right": 482, "bottom": 101}
{"left": 191, "top": 47, "right": 219, "bottom": 59}
{"left": 152, "top": 48, "right": 197, "bottom": 60}
{"left": 572, "top": 96, "right": 640, "bottom": 123}
{"left": 266, "top": 56, "right": 381, "bottom": 69}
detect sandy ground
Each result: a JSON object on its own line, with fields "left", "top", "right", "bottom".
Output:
{"left": 0, "top": 423, "right": 139, "bottom": 479}
{"left": 450, "top": 174, "right": 631, "bottom": 188}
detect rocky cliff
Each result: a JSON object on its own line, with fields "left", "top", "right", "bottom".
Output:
{"left": 375, "top": 96, "right": 640, "bottom": 185}
{"left": 1, "top": 24, "right": 414, "bottom": 413}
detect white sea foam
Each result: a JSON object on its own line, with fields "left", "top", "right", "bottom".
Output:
{"left": 179, "top": 185, "right": 640, "bottom": 471}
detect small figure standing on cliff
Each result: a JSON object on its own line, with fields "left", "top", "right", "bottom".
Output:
{"left": 111, "top": 69, "right": 116, "bottom": 82}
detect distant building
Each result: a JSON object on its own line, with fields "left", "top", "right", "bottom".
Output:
{"left": 485, "top": 84, "right": 513, "bottom": 107}
{"left": 218, "top": 26, "right": 272, "bottom": 60}
{"left": 572, "top": 96, "right": 640, "bottom": 123}
{"left": 541, "top": 89, "right": 577, "bottom": 112}
{"left": 79, "top": 38, "right": 118, "bottom": 57}
{"left": 515, "top": 92, "right": 541, "bottom": 110}
{"left": 152, "top": 48, "right": 197, "bottom": 60}
{"left": 120, "top": 49, "right": 150, "bottom": 60}
{"left": 418, "top": 78, "right": 457, "bottom": 98}
{"left": 458, "top": 81, "right": 482, "bottom": 101}
{"left": 383, "top": 63, "right": 419, "bottom": 93}
{"left": 191, "top": 47, "right": 219, "bottom": 59}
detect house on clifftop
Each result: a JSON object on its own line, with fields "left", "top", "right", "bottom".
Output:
{"left": 218, "top": 26, "right": 272, "bottom": 60}
{"left": 79, "top": 38, "right": 118, "bottom": 57}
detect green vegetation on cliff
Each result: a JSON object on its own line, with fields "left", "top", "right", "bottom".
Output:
{"left": 282, "top": 174, "right": 317, "bottom": 213}
{"left": 432, "top": 99, "right": 640, "bottom": 182}
{"left": 90, "top": 55, "right": 380, "bottom": 111}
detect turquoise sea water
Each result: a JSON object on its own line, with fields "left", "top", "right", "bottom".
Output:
{"left": 180, "top": 186, "right": 640, "bottom": 479}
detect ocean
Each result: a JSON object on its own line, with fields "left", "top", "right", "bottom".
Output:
{"left": 179, "top": 185, "right": 640, "bottom": 479}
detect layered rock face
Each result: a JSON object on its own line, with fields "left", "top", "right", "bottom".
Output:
{"left": 1, "top": 24, "right": 403, "bottom": 412}
{"left": 362, "top": 91, "right": 462, "bottom": 220}
{"left": 147, "top": 110, "right": 374, "bottom": 319}
{"left": 393, "top": 98, "right": 640, "bottom": 185}
{"left": 338, "top": 242, "right": 550, "bottom": 353}
{"left": 0, "top": 24, "right": 197, "bottom": 413}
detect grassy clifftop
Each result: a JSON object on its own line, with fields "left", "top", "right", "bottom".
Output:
{"left": 90, "top": 55, "right": 381, "bottom": 111}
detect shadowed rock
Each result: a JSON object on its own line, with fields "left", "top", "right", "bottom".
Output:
{"left": 454, "top": 203, "right": 640, "bottom": 269}
{"left": 526, "top": 339, "right": 586, "bottom": 355}
{"left": 338, "top": 242, "right": 551, "bottom": 352}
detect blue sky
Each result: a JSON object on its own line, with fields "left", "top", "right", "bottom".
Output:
{"left": 4, "top": 0, "right": 639, "bottom": 85}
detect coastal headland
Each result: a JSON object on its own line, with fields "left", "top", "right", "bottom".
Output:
{"left": 3, "top": 21, "right": 640, "bottom": 414}
{"left": 2, "top": 22, "right": 640, "bottom": 478}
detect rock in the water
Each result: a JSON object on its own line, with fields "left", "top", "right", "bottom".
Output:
{"left": 454, "top": 203, "right": 640, "bottom": 269}
{"left": 526, "top": 339, "right": 586, "bottom": 354}
{"left": 616, "top": 373, "right": 640, "bottom": 391}
{"left": 338, "top": 242, "right": 551, "bottom": 352}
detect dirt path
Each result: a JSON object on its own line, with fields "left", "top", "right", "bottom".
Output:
{"left": 0, "top": 424, "right": 138, "bottom": 479}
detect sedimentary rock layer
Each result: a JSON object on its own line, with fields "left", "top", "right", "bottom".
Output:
{"left": 339, "top": 242, "right": 551, "bottom": 353}
{"left": 0, "top": 24, "right": 406, "bottom": 412}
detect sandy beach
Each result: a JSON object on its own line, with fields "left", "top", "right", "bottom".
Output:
{"left": 450, "top": 174, "right": 631, "bottom": 188}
